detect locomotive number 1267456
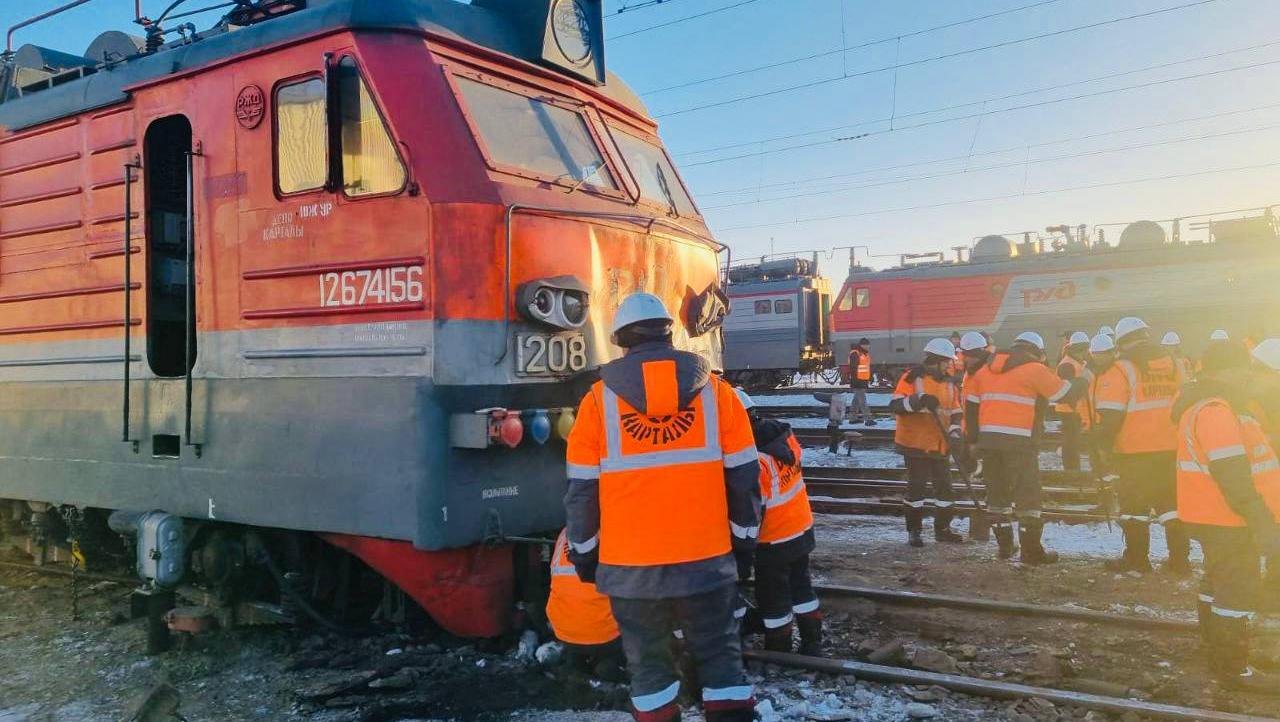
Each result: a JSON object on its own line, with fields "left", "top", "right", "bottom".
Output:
{"left": 319, "top": 266, "right": 424, "bottom": 308}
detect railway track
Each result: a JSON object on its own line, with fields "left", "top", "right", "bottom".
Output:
{"left": 808, "top": 496, "right": 1107, "bottom": 524}
{"left": 804, "top": 466, "right": 1099, "bottom": 504}
{"left": 748, "top": 650, "right": 1274, "bottom": 722}
{"left": 793, "top": 426, "right": 1065, "bottom": 448}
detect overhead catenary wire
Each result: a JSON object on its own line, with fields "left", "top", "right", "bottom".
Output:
{"left": 610, "top": 0, "right": 684, "bottom": 15}
{"left": 643, "top": 0, "right": 1066, "bottom": 94}
{"left": 697, "top": 99, "right": 1280, "bottom": 198}
{"left": 608, "top": 0, "right": 761, "bottom": 40}
{"left": 655, "top": 0, "right": 1220, "bottom": 118}
{"left": 681, "top": 54, "right": 1280, "bottom": 168}
{"left": 677, "top": 35, "right": 1280, "bottom": 159}
{"left": 701, "top": 121, "right": 1280, "bottom": 210}
{"left": 716, "top": 159, "right": 1280, "bottom": 232}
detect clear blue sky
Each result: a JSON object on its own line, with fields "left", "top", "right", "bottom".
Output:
{"left": 6, "top": 0, "right": 1278, "bottom": 274}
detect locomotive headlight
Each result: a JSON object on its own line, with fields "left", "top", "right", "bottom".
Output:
{"left": 516, "top": 276, "right": 590, "bottom": 331}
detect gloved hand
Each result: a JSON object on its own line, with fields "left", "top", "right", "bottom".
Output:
{"left": 575, "top": 560, "right": 598, "bottom": 585}
{"left": 735, "top": 550, "right": 754, "bottom": 582}
{"left": 919, "top": 394, "right": 940, "bottom": 412}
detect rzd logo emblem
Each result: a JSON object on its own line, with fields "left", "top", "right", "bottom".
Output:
{"left": 621, "top": 411, "right": 697, "bottom": 445}
{"left": 1021, "top": 280, "right": 1076, "bottom": 308}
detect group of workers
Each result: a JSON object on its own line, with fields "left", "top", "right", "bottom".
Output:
{"left": 553, "top": 293, "right": 820, "bottom": 722}
{"left": 541, "top": 290, "right": 1280, "bottom": 720}
{"left": 878, "top": 321, "right": 1280, "bottom": 692}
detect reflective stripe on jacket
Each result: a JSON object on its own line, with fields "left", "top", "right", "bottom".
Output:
{"left": 967, "top": 352, "right": 1071, "bottom": 447}
{"left": 566, "top": 368, "right": 759, "bottom": 568}
{"left": 1096, "top": 357, "right": 1185, "bottom": 454}
{"left": 1177, "top": 399, "right": 1280, "bottom": 527}
{"left": 851, "top": 349, "right": 872, "bottom": 382}
{"left": 758, "top": 434, "right": 813, "bottom": 545}
{"left": 892, "top": 370, "right": 960, "bottom": 456}
{"left": 547, "top": 530, "right": 620, "bottom": 646}
{"left": 1055, "top": 356, "right": 1086, "bottom": 416}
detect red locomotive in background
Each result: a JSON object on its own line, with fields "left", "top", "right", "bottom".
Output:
{"left": 829, "top": 207, "right": 1280, "bottom": 380}
{"left": 0, "top": 0, "right": 727, "bottom": 639}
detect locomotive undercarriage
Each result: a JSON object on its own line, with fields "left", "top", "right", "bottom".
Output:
{"left": 0, "top": 498, "right": 492, "bottom": 650}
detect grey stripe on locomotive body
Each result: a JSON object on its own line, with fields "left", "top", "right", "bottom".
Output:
{"left": 833, "top": 237, "right": 1280, "bottom": 369}
{"left": 0, "top": 319, "right": 608, "bottom": 551}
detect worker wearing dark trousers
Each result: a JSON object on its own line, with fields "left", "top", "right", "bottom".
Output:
{"left": 958, "top": 332, "right": 994, "bottom": 541}
{"left": 966, "top": 332, "right": 1086, "bottom": 563}
{"left": 1055, "top": 332, "right": 1092, "bottom": 473}
{"left": 565, "top": 294, "right": 761, "bottom": 722}
{"left": 1095, "top": 317, "right": 1190, "bottom": 575}
{"left": 736, "top": 390, "right": 822, "bottom": 657}
{"left": 890, "top": 338, "right": 965, "bottom": 547}
{"left": 1247, "top": 337, "right": 1280, "bottom": 609}
{"left": 1174, "top": 341, "right": 1280, "bottom": 692}
{"left": 848, "top": 339, "right": 875, "bottom": 426}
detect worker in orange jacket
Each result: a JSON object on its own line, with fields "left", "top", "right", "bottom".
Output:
{"left": 1095, "top": 317, "right": 1191, "bottom": 575}
{"left": 890, "top": 338, "right": 966, "bottom": 547}
{"left": 1174, "top": 341, "right": 1280, "bottom": 693}
{"left": 565, "top": 293, "right": 761, "bottom": 722}
{"left": 547, "top": 529, "right": 625, "bottom": 681}
{"left": 965, "top": 332, "right": 1086, "bottom": 563}
{"left": 736, "top": 390, "right": 821, "bottom": 656}
{"left": 1248, "top": 339, "right": 1280, "bottom": 611}
{"left": 1055, "top": 332, "right": 1092, "bottom": 472}
{"left": 847, "top": 338, "right": 876, "bottom": 426}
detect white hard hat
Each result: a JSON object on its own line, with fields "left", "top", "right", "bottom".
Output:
{"left": 1161, "top": 331, "right": 1181, "bottom": 346}
{"left": 1210, "top": 329, "right": 1230, "bottom": 341}
{"left": 734, "top": 387, "right": 755, "bottom": 410}
{"left": 1014, "top": 331, "right": 1045, "bottom": 350}
{"left": 1099, "top": 325, "right": 1115, "bottom": 337}
{"left": 959, "top": 331, "right": 988, "bottom": 352}
{"left": 610, "top": 293, "right": 673, "bottom": 343}
{"left": 923, "top": 337, "right": 957, "bottom": 360}
{"left": 1114, "top": 317, "right": 1149, "bottom": 341}
{"left": 1068, "top": 331, "right": 1090, "bottom": 346}
{"left": 1090, "top": 334, "right": 1116, "bottom": 354}
{"left": 1252, "top": 338, "right": 1280, "bottom": 371}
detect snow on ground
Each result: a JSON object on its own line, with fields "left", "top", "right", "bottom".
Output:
{"left": 787, "top": 417, "right": 896, "bottom": 429}
{"left": 750, "top": 394, "right": 826, "bottom": 407}
{"left": 804, "top": 446, "right": 905, "bottom": 468}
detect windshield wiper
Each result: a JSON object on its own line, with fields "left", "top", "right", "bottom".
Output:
{"left": 557, "top": 160, "right": 605, "bottom": 195}
{"left": 655, "top": 164, "right": 679, "bottom": 217}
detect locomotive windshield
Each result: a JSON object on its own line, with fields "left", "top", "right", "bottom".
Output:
{"left": 455, "top": 75, "right": 618, "bottom": 191}
{"left": 610, "top": 128, "right": 699, "bottom": 218}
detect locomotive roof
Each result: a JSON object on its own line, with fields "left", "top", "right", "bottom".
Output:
{"left": 0, "top": 0, "right": 649, "bottom": 133}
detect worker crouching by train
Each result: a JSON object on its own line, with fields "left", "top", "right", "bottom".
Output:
{"left": 547, "top": 529, "right": 626, "bottom": 681}
{"left": 966, "top": 332, "right": 1086, "bottom": 563}
{"left": 1055, "top": 332, "right": 1092, "bottom": 473}
{"left": 1173, "top": 342, "right": 1280, "bottom": 693}
{"left": 736, "top": 390, "right": 822, "bottom": 656}
{"left": 890, "top": 339, "right": 966, "bottom": 547}
{"left": 1094, "top": 317, "right": 1191, "bottom": 575}
{"left": 565, "top": 293, "right": 762, "bottom": 722}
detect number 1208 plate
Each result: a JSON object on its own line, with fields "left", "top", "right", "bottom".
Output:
{"left": 515, "top": 333, "right": 589, "bottom": 376}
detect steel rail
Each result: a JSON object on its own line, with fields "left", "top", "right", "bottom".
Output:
{"left": 746, "top": 650, "right": 1280, "bottom": 722}
{"left": 812, "top": 582, "right": 1195, "bottom": 633}
{"left": 0, "top": 560, "right": 135, "bottom": 586}
{"left": 806, "top": 478, "right": 1096, "bottom": 502}
{"left": 809, "top": 497, "right": 1106, "bottom": 524}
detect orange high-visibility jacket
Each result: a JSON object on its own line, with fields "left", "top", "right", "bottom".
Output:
{"left": 1095, "top": 356, "right": 1186, "bottom": 454}
{"left": 965, "top": 352, "right": 1073, "bottom": 447}
{"left": 1177, "top": 398, "right": 1280, "bottom": 527}
{"left": 758, "top": 433, "right": 813, "bottom": 545}
{"left": 850, "top": 348, "right": 872, "bottom": 382}
{"left": 565, "top": 364, "right": 759, "bottom": 568}
{"left": 547, "top": 530, "right": 620, "bottom": 646}
{"left": 892, "top": 370, "right": 961, "bottom": 456}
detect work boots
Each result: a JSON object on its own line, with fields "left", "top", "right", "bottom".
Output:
{"left": 968, "top": 513, "right": 992, "bottom": 542}
{"left": 703, "top": 705, "right": 755, "bottom": 722}
{"left": 797, "top": 611, "right": 823, "bottom": 657}
{"left": 1208, "top": 615, "right": 1280, "bottom": 696}
{"left": 993, "top": 524, "right": 1019, "bottom": 560}
{"left": 763, "top": 623, "right": 794, "bottom": 653}
{"left": 934, "top": 510, "right": 965, "bottom": 543}
{"left": 631, "top": 702, "right": 681, "bottom": 722}
{"left": 1019, "top": 521, "right": 1059, "bottom": 565}
{"left": 1104, "top": 521, "right": 1152, "bottom": 573}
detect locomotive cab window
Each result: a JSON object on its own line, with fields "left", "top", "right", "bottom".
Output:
{"left": 275, "top": 77, "right": 328, "bottom": 194}
{"left": 754, "top": 300, "right": 772, "bottom": 314}
{"left": 336, "top": 57, "right": 406, "bottom": 197}
{"left": 610, "top": 128, "right": 699, "bottom": 218}
{"left": 454, "top": 75, "right": 617, "bottom": 191}
{"left": 774, "top": 299, "right": 794, "bottom": 314}
{"left": 855, "top": 288, "right": 870, "bottom": 308}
